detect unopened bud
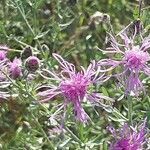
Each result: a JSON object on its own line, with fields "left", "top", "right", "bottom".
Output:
{"left": 25, "top": 56, "right": 40, "bottom": 72}
{"left": 21, "top": 47, "right": 33, "bottom": 59}
{"left": 89, "top": 11, "right": 110, "bottom": 29}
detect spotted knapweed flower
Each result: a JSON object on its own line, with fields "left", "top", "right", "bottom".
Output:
{"left": 108, "top": 119, "right": 147, "bottom": 150}
{"left": 38, "top": 53, "right": 112, "bottom": 123}
{"left": 9, "top": 58, "right": 22, "bottom": 79}
{"left": 97, "top": 31, "right": 150, "bottom": 95}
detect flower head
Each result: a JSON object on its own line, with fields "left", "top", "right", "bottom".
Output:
{"left": 108, "top": 119, "right": 147, "bottom": 150}
{"left": 124, "top": 46, "right": 150, "bottom": 70}
{"left": 9, "top": 58, "right": 22, "bottom": 79}
{"left": 38, "top": 53, "right": 111, "bottom": 123}
{"left": 25, "top": 56, "right": 40, "bottom": 72}
{"left": 98, "top": 31, "right": 150, "bottom": 95}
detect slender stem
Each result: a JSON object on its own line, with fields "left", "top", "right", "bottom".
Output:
{"left": 2, "top": 70, "right": 54, "bottom": 148}
{"left": 139, "top": 0, "right": 143, "bottom": 18}
{"left": 64, "top": 126, "right": 83, "bottom": 145}
{"left": 13, "top": 0, "right": 45, "bottom": 56}
{"left": 32, "top": 114, "right": 55, "bottom": 150}
{"left": 127, "top": 96, "right": 133, "bottom": 125}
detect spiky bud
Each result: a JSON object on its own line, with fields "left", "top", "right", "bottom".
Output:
{"left": 25, "top": 56, "right": 40, "bottom": 72}
{"left": 21, "top": 47, "right": 33, "bottom": 59}
{"left": 89, "top": 11, "right": 110, "bottom": 29}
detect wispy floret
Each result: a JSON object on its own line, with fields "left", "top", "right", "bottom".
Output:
{"left": 97, "top": 31, "right": 150, "bottom": 95}
{"left": 38, "top": 54, "right": 111, "bottom": 123}
{"left": 108, "top": 119, "right": 147, "bottom": 150}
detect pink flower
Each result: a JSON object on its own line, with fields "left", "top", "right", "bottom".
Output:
{"left": 98, "top": 31, "right": 150, "bottom": 95}
{"left": 38, "top": 54, "right": 111, "bottom": 123}
{"left": 9, "top": 58, "right": 22, "bottom": 79}
{"left": 108, "top": 119, "right": 147, "bottom": 150}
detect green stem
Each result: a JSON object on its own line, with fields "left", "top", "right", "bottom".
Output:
{"left": 2, "top": 71, "right": 54, "bottom": 149}
{"left": 13, "top": 0, "right": 45, "bottom": 56}
{"left": 65, "top": 127, "right": 83, "bottom": 145}
{"left": 32, "top": 114, "right": 55, "bottom": 150}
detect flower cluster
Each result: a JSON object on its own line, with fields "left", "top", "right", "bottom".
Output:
{"left": 0, "top": 46, "right": 40, "bottom": 80}
{"left": 0, "top": 46, "right": 40, "bottom": 100}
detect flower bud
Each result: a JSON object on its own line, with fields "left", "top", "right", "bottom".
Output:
{"left": 9, "top": 58, "right": 22, "bottom": 79}
{"left": 21, "top": 46, "right": 33, "bottom": 59}
{"left": 89, "top": 11, "right": 110, "bottom": 29}
{"left": 25, "top": 56, "right": 40, "bottom": 72}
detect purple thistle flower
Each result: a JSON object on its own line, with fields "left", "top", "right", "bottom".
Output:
{"left": 38, "top": 53, "right": 112, "bottom": 123}
{"left": 9, "top": 58, "right": 22, "bottom": 79}
{"left": 108, "top": 119, "right": 147, "bottom": 150}
{"left": 97, "top": 31, "right": 150, "bottom": 95}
